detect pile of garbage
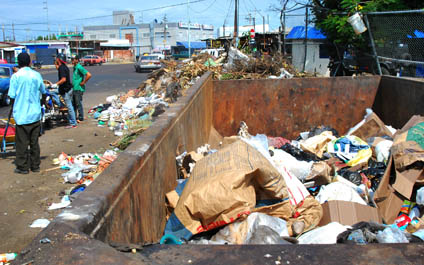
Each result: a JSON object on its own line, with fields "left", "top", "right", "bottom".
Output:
{"left": 162, "top": 111, "right": 424, "bottom": 245}
{"left": 29, "top": 150, "right": 118, "bottom": 230}
{"left": 90, "top": 48, "right": 302, "bottom": 150}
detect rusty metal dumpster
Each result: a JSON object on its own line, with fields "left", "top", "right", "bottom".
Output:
{"left": 13, "top": 74, "right": 424, "bottom": 265}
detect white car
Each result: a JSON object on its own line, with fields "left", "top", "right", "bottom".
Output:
{"left": 134, "top": 55, "right": 163, "bottom": 72}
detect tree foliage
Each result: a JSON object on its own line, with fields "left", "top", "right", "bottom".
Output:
{"left": 311, "top": 0, "right": 424, "bottom": 48}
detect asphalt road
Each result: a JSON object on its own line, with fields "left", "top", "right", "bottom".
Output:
{"left": 0, "top": 63, "right": 149, "bottom": 119}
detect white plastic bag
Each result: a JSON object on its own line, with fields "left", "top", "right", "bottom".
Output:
{"left": 271, "top": 149, "right": 313, "bottom": 182}
{"left": 376, "top": 227, "right": 408, "bottom": 243}
{"left": 416, "top": 187, "right": 424, "bottom": 205}
{"left": 211, "top": 213, "right": 289, "bottom": 244}
{"left": 298, "top": 222, "right": 348, "bottom": 244}
{"left": 315, "top": 182, "right": 367, "bottom": 205}
{"left": 29, "top": 218, "right": 50, "bottom": 228}
{"left": 375, "top": 140, "right": 393, "bottom": 163}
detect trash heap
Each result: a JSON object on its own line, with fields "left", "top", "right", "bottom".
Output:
{"left": 91, "top": 49, "right": 302, "bottom": 150}
{"left": 47, "top": 150, "right": 117, "bottom": 211}
{"left": 162, "top": 111, "right": 424, "bottom": 245}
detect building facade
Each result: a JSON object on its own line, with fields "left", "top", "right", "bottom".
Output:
{"left": 83, "top": 21, "right": 214, "bottom": 56}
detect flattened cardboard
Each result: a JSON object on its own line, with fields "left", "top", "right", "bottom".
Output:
{"left": 318, "top": 200, "right": 382, "bottom": 227}
{"left": 349, "top": 112, "right": 394, "bottom": 140}
{"left": 390, "top": 115, "right": 424, "bottom": 199}
{"left": 374, "top": 157, "right": 404, "bottom": 224}
{"left": 392, "top": 168, "right": 424, "bottom": 199}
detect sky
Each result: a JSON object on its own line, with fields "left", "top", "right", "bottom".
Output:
{"left": 0, "top": 0, "right": 307, "bottom": 41}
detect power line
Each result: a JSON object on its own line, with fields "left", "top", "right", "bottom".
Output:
{"left": 224, "top": 0, "right": 234, "bottom": 25}
{"left": 3, "top": 0, "right": 207, "bottom": 26}
{"left": 190, "top": 0, "right": 218, "bottom": 14}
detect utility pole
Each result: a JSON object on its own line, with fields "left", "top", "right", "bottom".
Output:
{"left": 187, "top": 0, "right": 191, "bottom": 57}
{"left": 12, "top": 22, "right": 15, "bottom": 41}
{"left": 246, "top": 13, "right": 252, "bottom": 25}
{"left": 43, "top": 0, "right": 50, "bottom": 38}
{"left": 303, "top": 6, "right": 309, "bottom": 72}
{"left": 233, "top": 0, "right": 238, "bottom": 46}
{"left": 2, "top": 24, "right": 5, "bottom": 42}
{"left": 163, "top": 14, "right": 168, "bottom": 50}
{"left": 262, "top": 16, "right": 265, "bottom": 50}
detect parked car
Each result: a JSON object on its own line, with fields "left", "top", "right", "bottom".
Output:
{"left": 134, "top": 55, "right": 162, "bottom": 72}
{"left": 0, "top": 64, "right": 17, "bottom": 106}
{"left": 80, "top": 55, "right": 105, "bottom": 66}
{"left": 0, "top": 59, "right": 7, "bottom": 64}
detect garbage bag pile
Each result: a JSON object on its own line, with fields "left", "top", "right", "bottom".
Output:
{"left": 162, "top": 111, "right": 424, "bottom": 245}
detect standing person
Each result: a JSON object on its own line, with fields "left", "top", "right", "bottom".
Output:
{"left": 71, "top": 55, "right": 91, "bottom": 123}
{"left": 8, "top": 52, "right": 46, "bottom": 174}
{"left": 50, "top": 53, "right": 77, "bottom": 128}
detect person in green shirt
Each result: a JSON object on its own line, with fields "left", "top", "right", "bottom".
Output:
{"left": 71, "top": 55, "right": 92, "bottom": 122}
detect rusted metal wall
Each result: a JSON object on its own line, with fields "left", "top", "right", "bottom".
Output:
{"left": 213, "top": 76, "right": 381, "bottom": 139}
{"left": 373, "top": 76, "right": 424, "bottom": 130}
{"left": 90, "top": 73, "right": 214, "bottom": 244}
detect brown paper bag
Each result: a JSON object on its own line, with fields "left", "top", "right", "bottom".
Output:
{"left": 172, "top": 140, "right": 288, "bottom": 237}
{"left": 300, "top": 131, "right": 336, "bottom": 158}
{"left": 254, "top": 196, "right": 323, "bottom": 236}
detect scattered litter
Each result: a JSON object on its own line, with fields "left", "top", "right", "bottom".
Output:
{"left": 39, "top": 238, "right": 51, "bottom": 244}
{"left": 29, "top": 219, "right": 50, "bottom": 228}
{"left": 48, "top": 195, "right": 71, "bottom": 210}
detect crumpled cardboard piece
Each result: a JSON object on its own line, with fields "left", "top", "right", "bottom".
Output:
{"left": 300, "top": 131, "right": 336, "bottom": 158}
{"left": 390, "top": 115, "right": 424, "bottom": 199}
{"left": 166, "top": 190, "right": 180, "bottom": 209}
{"left": 349, "top": 112, "right": 394, "bottom": 140}
{"left": 374, "top": 157, "right": 404, "bottom": 224}
{"left": 318, "top": 200, "right": 382, "bottom": 227}
{"left": 305, "top": 161, "right": 333, "bottom": 185}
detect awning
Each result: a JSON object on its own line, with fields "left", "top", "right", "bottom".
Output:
{"left": 286, "top": 26, "right": 326, "bottom": 40}
{"left": 176, "top": 41, "right": 206, "bottom": 49}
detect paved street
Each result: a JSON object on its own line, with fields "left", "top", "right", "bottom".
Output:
{"left": 0, "top": 63, "right": 148, "bottom": 118}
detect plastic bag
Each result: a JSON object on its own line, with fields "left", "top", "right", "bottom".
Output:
{"left": 271, "top": 149, "right": 313, "bottom": 182}
{"left": 211, "top": 212, "right": 289, "bottom": 244}
{"left": 298, "top": 222, "right": 348, "bottom": 244}
{"left": 315, "top": 182, "right": 367, "bottom": 205}
{"left": 376, "top": 226, "right": 409, "bottom": 243}
{"left": 375, "top": 140, "right": 393, "bottom": 163}
{"left": 416, "top": 187, "right": 424, "bottom": 205}
{"left": 327, "top": 135, "right": 372, "bottom": 167}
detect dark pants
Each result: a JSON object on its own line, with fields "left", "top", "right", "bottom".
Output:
{"left": 15, "top": 121, "right": 41, "bottom": 171}
{"left": 72, "top": 90, "right": 84, "bottom": 121}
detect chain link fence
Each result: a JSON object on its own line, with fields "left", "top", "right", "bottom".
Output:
{"left": 366, "top": 10, "right": 424, "bottom": 77}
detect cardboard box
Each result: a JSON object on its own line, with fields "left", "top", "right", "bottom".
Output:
{"left": 349, "top": 112, "right": 394, "bottom": 140}
{"left": 373, "top": 157, "right": 404, "bottom": 224}
{"left": 319, "top": 200, "right": 382, "bottom": 227}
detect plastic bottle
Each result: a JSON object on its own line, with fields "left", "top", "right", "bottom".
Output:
{"left": 0, "top": 253, "right": 17, "bottom": 262}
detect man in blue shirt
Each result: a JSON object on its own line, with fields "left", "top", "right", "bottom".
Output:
{"left": 8, "top": 53, "right": 46, "bottom": 174}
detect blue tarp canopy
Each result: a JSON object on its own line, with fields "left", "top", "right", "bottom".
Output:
{"left": 286, "top": 26, "right": 326, "bottom": 40}
{"left": 176, "top": 41, "right": 206, "bottom": 49}
{"left": 407, "top": 29, "right": 424, "bottom": 39}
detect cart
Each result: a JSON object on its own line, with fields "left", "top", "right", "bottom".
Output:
{"left": 0, "top": 113, "right": 15, "bottom": 155}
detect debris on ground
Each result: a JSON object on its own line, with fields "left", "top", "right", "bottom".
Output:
{"left": 90, "top": 48, "right": 304, "bottom": 151}
{"left": 45, "top": 150, "right": 118, "bottom": 213}
{"left": 160, "top": 110, "right": 424, "bottom": 246}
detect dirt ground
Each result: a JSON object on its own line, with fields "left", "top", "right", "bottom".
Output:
{"left": 0, "top": 64, "right": 147, "bottom": 253}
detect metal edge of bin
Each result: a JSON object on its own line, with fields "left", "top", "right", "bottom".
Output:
{"left": 13, "top": 72, "right": 214, "bottom": 265}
